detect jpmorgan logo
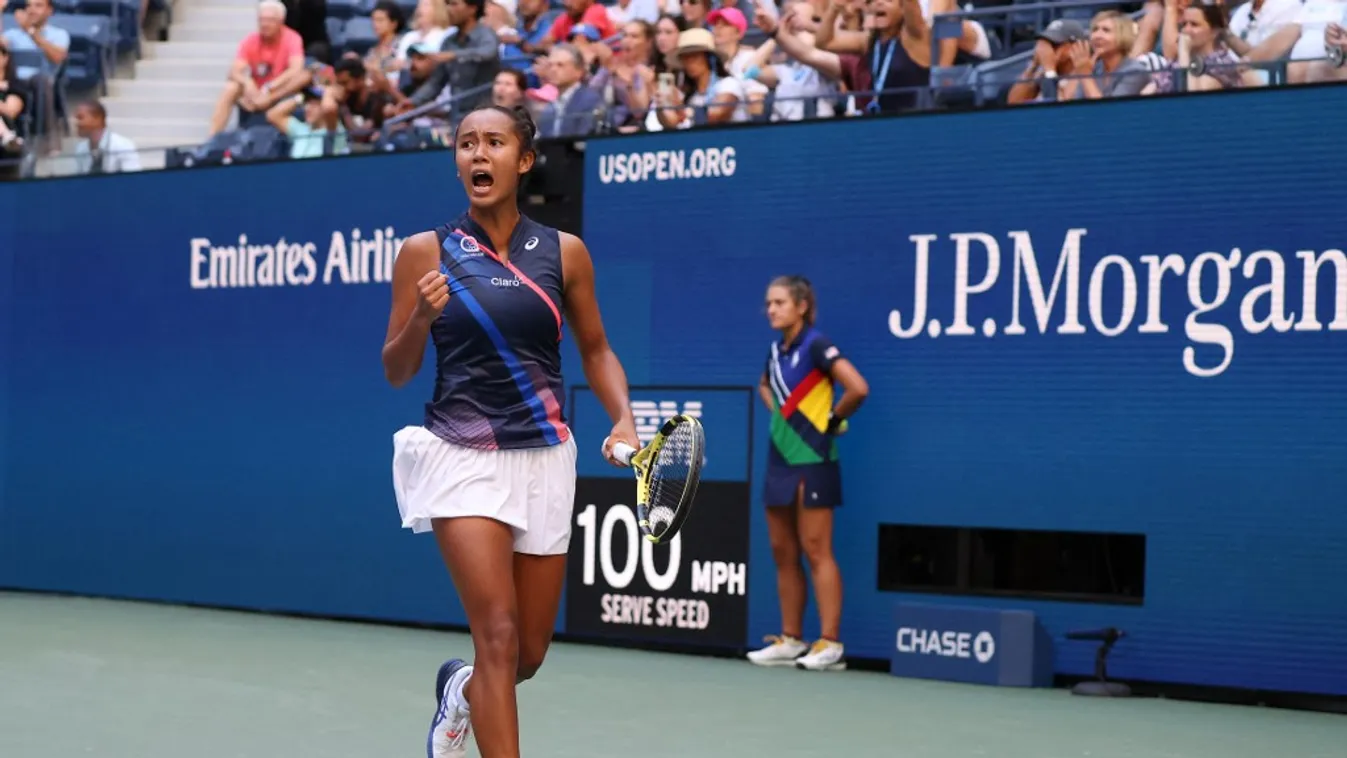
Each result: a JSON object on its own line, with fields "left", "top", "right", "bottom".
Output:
{"left": 896, "top": 628, "right": 996, "bottom": 664}
{"left": 631, "top": 400, "right": 702, "bottom": 445}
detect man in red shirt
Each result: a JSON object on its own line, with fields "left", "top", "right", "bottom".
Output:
{"left": 208, "top": 0, "right": 308, "bottom": 135}
{"left": 547, "top": 0, "right": 615, "bottom": 46}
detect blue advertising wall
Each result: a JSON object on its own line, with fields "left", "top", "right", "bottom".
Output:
{"left": 0, "top": 85, "right": 1343, "bottom": 698}
{"left": 0, "top": 153, "right": 488, "bottom": 627}
{"left": 582, "top": 85, "right": 1347, "bottom": 696}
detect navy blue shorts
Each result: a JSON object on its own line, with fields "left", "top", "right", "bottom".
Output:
{"left": 763, "top": 462, "right": 842, "bottom": 509}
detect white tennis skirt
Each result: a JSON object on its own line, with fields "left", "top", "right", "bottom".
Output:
{"left": 391, "top": 425, "right": 578, "bottom": 556}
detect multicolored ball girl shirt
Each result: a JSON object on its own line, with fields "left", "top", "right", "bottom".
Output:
{"left": 763, "top": 326, "right": 845, "bottom": 469}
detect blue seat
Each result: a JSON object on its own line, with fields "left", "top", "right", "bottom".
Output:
{"left": 59, "top": 0, "right": 142, "bottom": 57}
{"left": 341, "top": 17, "right": 377, "bottom": 57}
{"left": 326, "top": 0, "right": 363, "bottom": 20}
{"left": 48, "top": 13, "right": 114, "bottom": 92}
{"left": 326, "top": 17, "right": 347, "bottom": 50}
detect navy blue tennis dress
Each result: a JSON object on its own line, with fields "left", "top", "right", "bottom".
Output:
{"left": 424, "top": 212, "right": 570, "bottom": 450}
{"left": 762, "top": 326, "right": 845, "bottom": 508}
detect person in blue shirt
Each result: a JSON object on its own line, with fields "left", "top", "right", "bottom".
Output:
{"left": 382, "top": 103, "right": 639, "bottom": 758}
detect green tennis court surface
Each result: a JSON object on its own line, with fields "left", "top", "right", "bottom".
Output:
{"left": 2, "top": 591, "right": 1342, "bottom": 757}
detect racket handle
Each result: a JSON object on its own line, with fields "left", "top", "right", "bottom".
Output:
{"left": 611, "top": 441, "right": 638, "bottom": 466}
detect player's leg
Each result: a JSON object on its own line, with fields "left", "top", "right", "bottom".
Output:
{"left": 513, "top": 553, "right": 567, "bottom": 683}
{"left": 795, "top": 466, "right": 846, "bottom": 672}
{"left": 512, "top": 435, "right": 576, "bottom": 683}
{"left": 431, "top": 516, "right": 523, "bottom": 758}
{"left": 748, "top": 477, "right": 810, "bottom": 666}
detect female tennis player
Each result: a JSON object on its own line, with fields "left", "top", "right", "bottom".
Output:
{"left": 382, "top": 103, "right": 639, "bottom": 758}
{"left": 747, "top": 275, "right": 868, "bottom": 672}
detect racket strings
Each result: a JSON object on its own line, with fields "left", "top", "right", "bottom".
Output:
{"left": 646, "top": 423, "right": 698, "bottom": 534}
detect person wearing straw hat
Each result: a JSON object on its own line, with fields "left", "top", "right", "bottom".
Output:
{"left": 653, "top": 27, "right": 749, "bottom": 129}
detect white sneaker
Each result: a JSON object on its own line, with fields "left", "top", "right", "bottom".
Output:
{"left": 746, "top": 635, "right": 809, "bottom": 667}
{"left": 796, "top": 639, "right": 847, "bottom": 671}
{"left": 428, "top": 659, "right": 473, "bottom": 758}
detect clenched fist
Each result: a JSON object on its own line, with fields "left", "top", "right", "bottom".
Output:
{"left": 416, "top": 270, "right": 450, "bottom": 320}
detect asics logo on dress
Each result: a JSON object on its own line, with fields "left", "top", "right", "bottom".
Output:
{"left": 525, "top": 236, "right": 539, "bottom": 250}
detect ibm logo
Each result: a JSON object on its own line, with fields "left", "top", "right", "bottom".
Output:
{"left": 631, "top": 400, "right": 702, "bottom": 445}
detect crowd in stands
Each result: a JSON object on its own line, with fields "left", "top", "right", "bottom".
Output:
{"left": 2, "top": 0, "right": 1346, "bottom": 174}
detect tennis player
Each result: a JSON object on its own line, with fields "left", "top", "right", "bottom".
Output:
{"left": 382, "top": 104, "right": 639, "bottom": 758}
{"left": 747, "top": 275, "right": 869, "bottom": 672}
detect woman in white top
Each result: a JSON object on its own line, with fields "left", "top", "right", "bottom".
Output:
{"left": 653, "top": 27, "right": 750, "bottom": 130}
{"left": 396, "top": 0, "right": 454, "bottom": 60}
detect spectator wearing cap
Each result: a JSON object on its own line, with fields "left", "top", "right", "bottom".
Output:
{"left": 537, "top": 42, "right": 605, "bottom": 136}
{"left": 1006, "top": 18, "right": 1089, "bottom": 104}
{"left": 708, "top": 6, "right": 769, "bottom": 116}
{"left": 815, "top": 0, "right": 932, "bottom": 114}
{"left": 568, "top": 23, "right": 613, "bottom": 75}
{"left": 607, "top": 0, "right": 660, "bottom": 26}
{"left": 209, "top": 0, "right": 308, "bottom": 135}
{"left": 266, "top": 84, "right": 348, "bottom": 159}
{"left": 550, "top": 0, "right": 616, "bottom": 45}
{"left": 408, "top": 0, "right": 501, "bottom": 114}
{"left": 654, "top": 27, "right": 749, "bottom": 129}
{"left": 393, "top": 42, "right": 445, "bottom": 101}
{"left": 73, "top": 101, "right": 140, "bottom": 174}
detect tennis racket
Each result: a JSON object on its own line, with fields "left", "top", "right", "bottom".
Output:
{"left": 609, "top": 414, "right": 706, "bottom": 545}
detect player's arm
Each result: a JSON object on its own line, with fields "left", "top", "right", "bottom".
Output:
{"left": 812, "top": 339, "right": 869, "bottom": 429}
{"left": 759, "top": 371, "right": 776, "bottom": 411}
{"left": 561, "top": 233, "right": 637, "bottom": 437}
{"left": 381, "top": 232, "right": 445, "bottom": 387}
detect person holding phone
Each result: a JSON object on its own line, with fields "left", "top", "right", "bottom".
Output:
{"left": 748, "top": 275, "right": 869, "bottom": 672}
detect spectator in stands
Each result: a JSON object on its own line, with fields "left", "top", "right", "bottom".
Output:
{"left": 396, "top": 0, "right": 453, "bottom": 59}
{"left": 392, "top": 42, "right": 444, "bottom": 101}
{"left": 653, "top": 27, "right": 749, "bottom": 128}
{"left": 536, "top": 42, "right": 605, "bottom": 136}
{"left": 2, "top": 0, "right": 66, "bottom": 149}
{"left": 1, "top": 0, "right": 68, "bottom": 80}
{"left": 407, "top": 0, "right": 500, "bottom": 114}
{"left": 607, "top": 0, "right": 660, "bottom": 26}
{"left": 588, "top": 19, "right": 657, "bottom": 131}
{"left": 708, "top": 7, "right": 769, "bottom": 115}
{"left": 497, "top": 0, "right": 561, "bottom": 65}
{"left": 72, "top": 101, "right": 141, "bottom": 173}
{"left": 281, "top": 0, "right": 332, "bottom": 63}
{"left": 1283, "top": 0, "right": 1346, "bottom": 82}
{"left": 569, "top": 23, "right": 613, "bottom": 75}
{"left": 492, "top": 68, "right": 528, "bottom": 107}
{"left": 1006, "top": 19, "right": 1087, "bottom": 104}
{"left": 815, "top": 0, "right": 931, "bottom": 114}
{"left": 0, "top": 41, "right": 26, "bottom": 155}
{"left": 651, "top": 13, "right": 688, "bottom": 73}
{"left": 751, "top": 0, "right": 843, "bottom": 121}
{"left": 332, "top": 56, "right": 394, "bottom": 140}
{"left": 678, "top": 0, "right": 710, "bottom": 29}
{"left": 1071, "top": 10, "right": 1153, "bottom": 99}
{"left": 926, "top": 0, "right": 992, "bottom": 66}
{"left": 365, "top": 0, "right": 409, "bottom": 77}
{"left": 209, "top": 0, "right": 307, "bottom": 135}
{"left": 1306, "top": 21, "right": 1347, "bottom": 81}
{"left": 267, "top": 85, "right": 347, "bottom": 158}
{"left": 1146, "top": 0, "right": 1260, "bottom": 93}
{"left": 1228, "top": 0, "right": 1303, "bottom": 48}
{"left": 550, "top": 0, "right": 616, "bottom": 44}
